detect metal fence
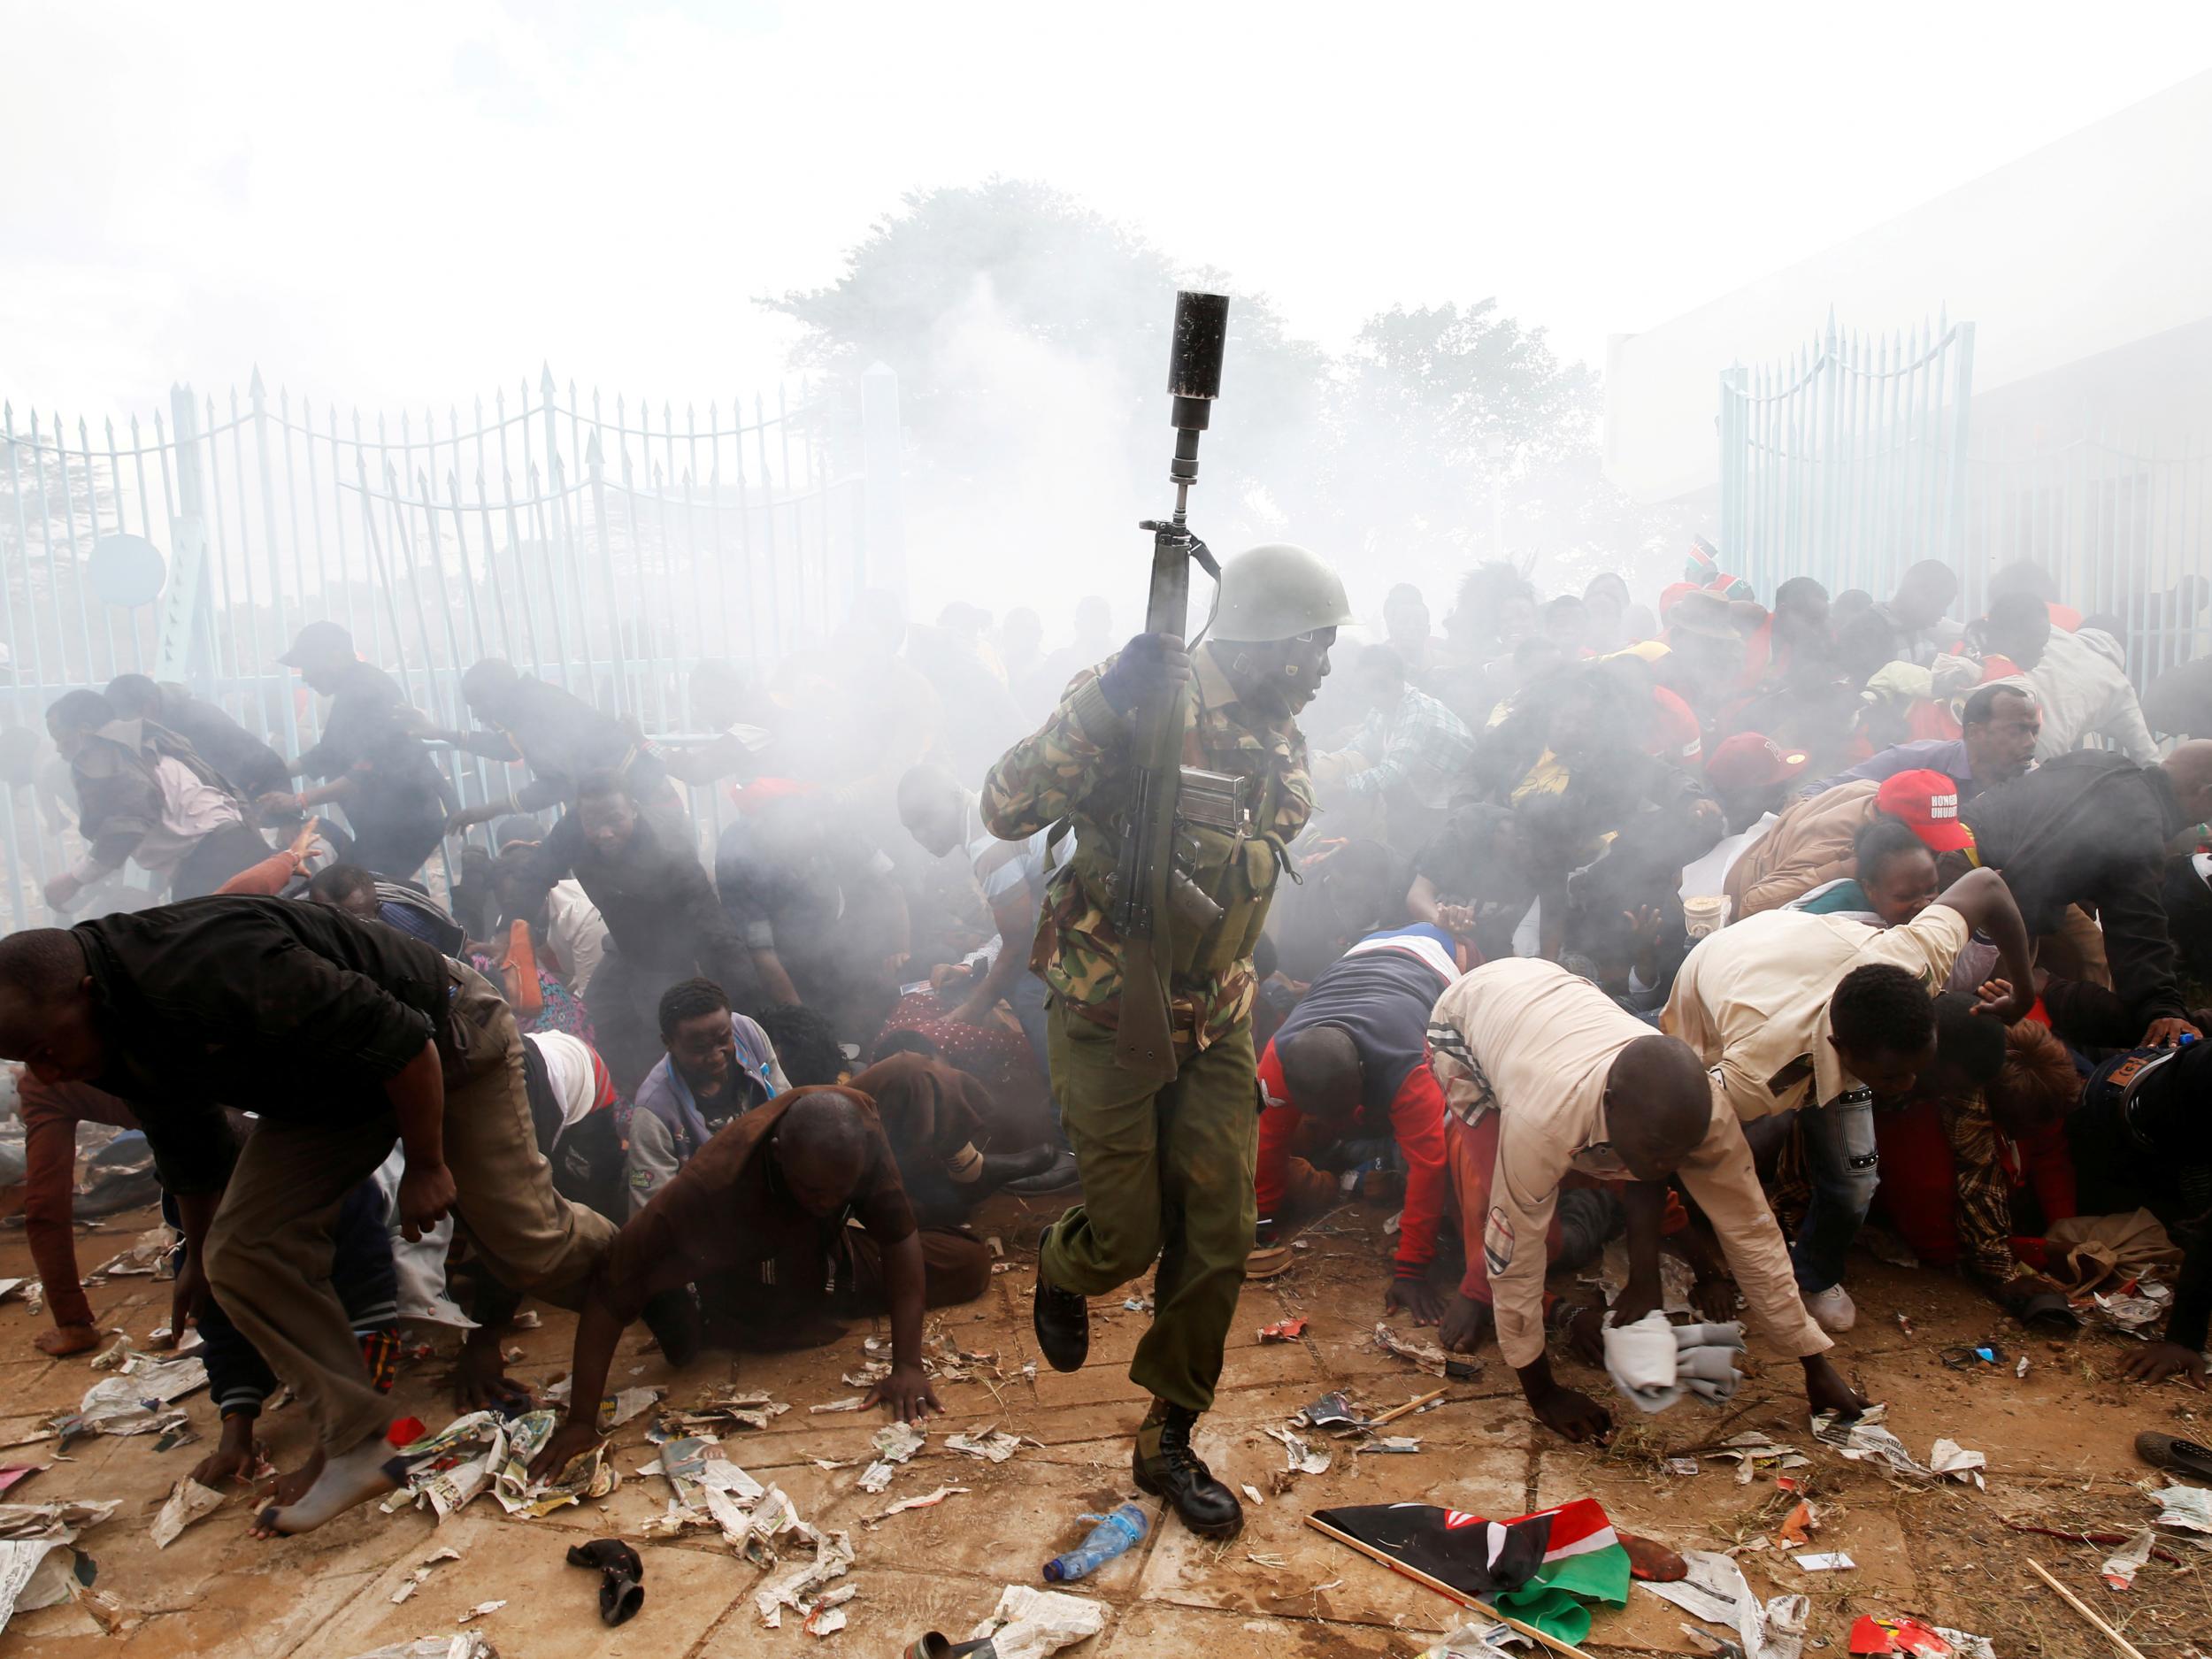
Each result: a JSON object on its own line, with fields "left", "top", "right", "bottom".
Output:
{"left": 0, "top": 365, "right": 904, "bottom": 929}
{"left": 1961, "top": 426, "right": 2212, "bottom": 687}
{"left": 1718, "top": 311, "right": 1978, "bottom": 602}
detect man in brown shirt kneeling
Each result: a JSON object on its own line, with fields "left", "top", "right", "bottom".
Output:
{"left": 531, "top": 1087, "right": 989, "bottom": 1477}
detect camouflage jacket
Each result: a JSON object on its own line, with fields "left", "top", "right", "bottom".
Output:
{"left": 980, "top": 644, "right": 1313, "bottom": 1049}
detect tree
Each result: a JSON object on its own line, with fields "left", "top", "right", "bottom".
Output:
{"left": 1295, "top": 302, "right": 1690, "bottom": 604}
{"left": 766, "top": 179, "right": 1325, "bottom": 511}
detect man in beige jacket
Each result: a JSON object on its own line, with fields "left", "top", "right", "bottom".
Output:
{"left": 1426, "top": 957, "right": 1869, "bottom": 1444}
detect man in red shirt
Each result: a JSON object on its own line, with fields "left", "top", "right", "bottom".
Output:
{"left": 1255, "top": 925, "right": 1454, "bottom": 1321}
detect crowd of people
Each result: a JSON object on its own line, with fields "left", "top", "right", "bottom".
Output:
{"left": 6, "top": 536, "right": 2212, "bottom": 1547}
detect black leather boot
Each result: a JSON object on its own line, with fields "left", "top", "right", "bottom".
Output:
{"left": 1032, "top": 1227, "right": 1089, "bottom": 1373}
{"left": 1133, "top": 1402, "right": 1243, "bottom": 1539}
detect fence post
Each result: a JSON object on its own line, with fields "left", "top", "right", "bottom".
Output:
{"left": 585, "top": 430, "right": 626, "bottom": 717}
{"left": 155, "top": 384, "right": 212, "bottom": 690}
{"left": 860, "top": 361, "right": 905, "bottom": 601}
{"left": 250, "top": 367, "right": 286, "bottom": 656}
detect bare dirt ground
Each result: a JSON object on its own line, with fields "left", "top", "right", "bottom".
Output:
{"left": 4, "top": 1192, "right": 2208, "bottom": 1658}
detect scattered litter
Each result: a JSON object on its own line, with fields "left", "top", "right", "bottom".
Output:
{"left": 2100, "top": 1527, "right": 2155, "bottom": 1591}
{"left": 389, "top": 1545, "right": 465, "bottom": 1603}
{"left": 1122, "top": 1297, "right": 1152, "bottom": 1314}
{"left": 1641, "top": 1548, "right": 1806, "bottom": 1659}
{"left": 149, "top": 1478, "right": 225, "bottom": 1548}
{"left": 597, "top": 1386, "right": 664, "bottom": 1430}
{"left": 1776, "top": 1500, "right": 1816, "bottom": 1547}
{"left": 945, "top": 1428, "right": 1021, "bottom": 1463}
{"left": 843, "top": 1362, "right": 892, "bottom": 1388}
{"left": 1792, "top": 1551, "right": 1855, "bottom": 1571}
{"left": 0, "top": 1471, "right": 35, "bottom": 1500}
{"left": 868, "top": 1486, "right": 968, "bottom": 1527}
{"left": 804, "top": 1586, "right": 855, "bottom": 1637}
{"left": 153, "top": 1422, "right": 199, "bottom": 1454}
{"left": 810, "top": 1397, "right": 868, "bottom": 1415}
{"left": 966, "top": 1584, "right": 1108, "bottom": 1659}
{"left": 1893, "top": 1312, "right": 1914, "bottom": 1335}
{"left": 345, "top": 1639, "right": 497, "bottom": 1659}
{"left": 0, "top": 1500, "right": 119, "bottom": 1540}
{"left": 1265, "top": 1425, "right": 1331, "bottom": 1476}
{"left": 457, "top": 1600, "right": 506, "bottom": 1624}
{"left": 2092, "top": 1283, "right": 2170, "bottom": 1336}
{"left": 1257, "top": 1317, "right": 1309, "bottom": 1342}
{"left": 1246, "top": 1550, "right": 1290, "bottom": 1569}
{"left": 986, "top": 1236, "right": 1005, "bottom": 1258}
{"left": 1666, "top": 1458, "right": 1701, "bottom": 1478}
{"left": 1372, "top": 1322, "right": 1479, "bottom": 1379}
{"left": 1810, "top": 1406, "right": 1934, "bottom": 1481}
{"left": 653, "top": 1386, "right": 792, "bottom": 1437}
{"left": 2015, "top": 1356, "right": 2031, "bottom": 1379}
{"left": 858, "top": 1463, "right": 898, "bottom": 1495}
{"left": 1703, "top": 1432, "right": 1810, "bottom": 1485}
{"left": 1297, "top": 1391, "right": 1365, "bottom": 1433}
{"left": 53, "top": 1347, "right": 208, "bottom": 1442}
{"left": 753, "top": 1526, "right": 856, "bottom": 1628}
{"left": 1847, "top": 1615, "right": 1994, "bottom": 1657}
{"left": 91, "top": 1224, "right": 179, "bottom": 1279}
{"left": 1420, "top": 1623, "right": 1537, "bottom": 1655}
{"left": 1042, "top": 1502, "right": 1146, "bottom": 1583}
{"left": 2150, "top": 1481, "right": 2212, "bottom": 1533}
{"left": 1928, "top": 1440, "right": 1985, "bottom": 1488}
{"left": 1355, "top": 1436, "right": 1423, "bottom": 1455}
{"left": 1240, "top": 1484, "right": 1266, "bottom": 1508}
{"left": 857, "top": 1421, "right": 925, "bottom": 1494}
{"left": 511, "top": 1310, "right": 541, "bottom": 1329}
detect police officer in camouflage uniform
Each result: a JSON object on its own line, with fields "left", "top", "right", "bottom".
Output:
{"left": 981, "top": 543, "right": 1353, "bottom": 1540}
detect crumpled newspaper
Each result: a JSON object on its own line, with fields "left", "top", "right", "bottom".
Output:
{"left": 1928, "top": 1439, "right": 1985, "bottom": 1488}
{"left": 1639, "top": 1549, "right": 1807, "bottom": 1659}
{"left": 2150, "top": 1481, "right": 2212, "bottom": 1533}
{"left": 650, "top": 1387, "right": 790, "bottom": 1439}
{"left": 53, "top": 1348, "right": 208, "bottom": 1441}
{"left": 1421, "top": 1624, "right": 1532, "bottom": 1655}
{"left": 345, "top": 1636, "right": 498, "bottom": 1659}
{"left": 1810, "top": 1405, "right": 1935, "bottom": 1480}
{"left": 859, "top": 1421, "right": 925, "bottom": 1493}
{"left": 382, "top": 1411, "right": 508, "bottom": 1522}
{"left": 0, "top": 1502, "right": 119, "bottom": 1540}
{"left": 150, "top": 1478, "right": 226, "bottom": 1548}
{"left": 944, "top": 1428, "right": 1020, "bottom": 1463}
{"left": 753, "top": 1526, "right": 856, "bottom": 1627}
{"left": 89, "top": 1223, "right": 179, "bottom": 1280}
{"left": 1372, "top": 1322, "right": 1479, "bottom": 1379}
{"left": 488, "top": 1410, "right": 618, "bottom": 1517}
{"left": 967, "top": 1584, "right": 1108, "bottom": 1659}
{"left": 1265, "top": 1426, "right": 1331, "bottom": 1476}
{"left": 2101, "top": 1527, "right": 2155, "bottom": 1590}
{"left": 390, "top": 1546, "right": 463, "bottom": 1603}
{"left": 1703, "top": 1432, "right": 1810, "bottom": 1485}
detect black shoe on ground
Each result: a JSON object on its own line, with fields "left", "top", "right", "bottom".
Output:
{"left": 1133, "top": 1402, "right": 1243, "bottom": 1540}
{"left": 2138, "top": 1431, "right": 2212, "bottom": 1481}
{"left": 1032, "top": 1227, "right": 1089, "bottom": 1373}
{"left": 1005, "top": 1148, "right": 1081, "bottom": 1196}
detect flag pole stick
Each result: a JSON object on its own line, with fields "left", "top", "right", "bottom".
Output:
{"left": 1303, "top": 1516, "right": 1600, "bottom": 1659}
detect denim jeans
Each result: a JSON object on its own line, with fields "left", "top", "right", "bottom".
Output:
{"left": 1792, "top": 1093, "right": 1879, "bottom": 1294}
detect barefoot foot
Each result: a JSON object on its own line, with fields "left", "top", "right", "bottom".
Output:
{"left": 251, "top": 1436, "right": 403, "bottom": 1537}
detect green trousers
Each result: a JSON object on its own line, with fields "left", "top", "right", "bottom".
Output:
{"left": 1040, "top": 1002, "right": 1259, "bottom": 1413}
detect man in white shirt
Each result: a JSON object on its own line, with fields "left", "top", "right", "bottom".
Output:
{"left": 1426, "top": 958, "right": 1864, "bottom": 1443}
{"left": 1663, "top": 870, "right": 2032, "bottom": 1331}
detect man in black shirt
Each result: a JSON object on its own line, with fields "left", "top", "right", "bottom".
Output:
{"left": 433, "top": 657, "right": 690, "bottom": 845}
{"left": 275, "top": 621, "right": 452, "bottom": 880}
{"left": 0, "top": 896, "right": 617, "bottom": 1536}
{"left": 1953, "top": 741, "right": 2212, "bottom": 1048}
{"left": 103, "top": 673, "right": 293, "bottom": 803}
{"left": 509, "top": 768, "right": 758, "bottom": 1090}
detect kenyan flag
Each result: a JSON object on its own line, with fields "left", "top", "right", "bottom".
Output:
{"left": 1308, "top": 1496, "right": 1631, "bottom": 1643}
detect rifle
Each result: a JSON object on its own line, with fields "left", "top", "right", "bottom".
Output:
{"left": 1110, "top": 290, "right": 1229, "bottom": 1083}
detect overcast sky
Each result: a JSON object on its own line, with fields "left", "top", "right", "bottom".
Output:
{"left": 4, "top": 1, "right": 2208, "bottom": 423}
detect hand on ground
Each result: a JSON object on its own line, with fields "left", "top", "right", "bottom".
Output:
{"left": 1530, "top": 1384, "right": 1611, "bottom": 1445}
{"left": 1802, "top": 1354, "right": 1870, "bottom": 1418}
{"left": 1438, "top": 1294, "right": 1493, "bottom": 1355}
{"left": 865, "top": 1363, "right": 942, "bottom": 1425}
{"left": 2124, "top": 1341, "right": 2209, "bottom": 1389}
{"left": 526, "top": 1419, "right": 605, "bottom": 1485}
{"left": 1384, "top": 1277, "right": 1444, "bottom": 1325}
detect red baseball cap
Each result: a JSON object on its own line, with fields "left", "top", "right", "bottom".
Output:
{"left": 1705, "top": 733, "right": 1809, "bottom": 794}
{"left": 1876, "top": 769, "right": 1972, "bottom": 853}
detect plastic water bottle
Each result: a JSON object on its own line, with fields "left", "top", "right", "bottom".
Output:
{"left": 1041, "top": 1502, "right": 1148, "bottom": 1582}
